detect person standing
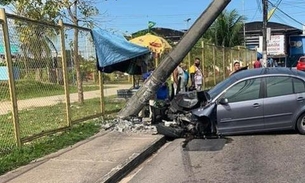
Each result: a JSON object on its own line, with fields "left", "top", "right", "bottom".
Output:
{"left": 181, "top": 63, "right": 189, "bottom": 92}
{"left": 254, "top": 58, "right": 262, "bottom": 68}
{"left": 230, "top": 61, "right": 248, "bottom": 76}
{"left": 173, "top": 63, "right": 189, "bottom": 94}
{"left": 189, "top": 58, "right": 203, "bottom": 91}
{"left": 229, "top": 61, "right": 241, "bottom": 76}
{"left": 140, "top": 69, "right": 169, "bottom": 118}
{"left": 173, "top": 64, "right": 183, "bottom": 95}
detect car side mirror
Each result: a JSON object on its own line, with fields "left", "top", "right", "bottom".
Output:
{"left": 219, "top": 98, "right": 229, "bottom": 105}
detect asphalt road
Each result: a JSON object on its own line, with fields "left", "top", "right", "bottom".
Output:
{"left": 122, "top": 132, "right": 305, "bottom": 183}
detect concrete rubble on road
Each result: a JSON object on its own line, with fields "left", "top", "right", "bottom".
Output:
{"left": 101, "top": 117, "right": 158, "bottom": 134}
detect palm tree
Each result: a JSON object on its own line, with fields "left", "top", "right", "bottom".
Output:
{"left": 13, "top": 1, "right": 59, "bottom": 81}
{"left": 205, "top": 9, "right": 246, "bottom": 47}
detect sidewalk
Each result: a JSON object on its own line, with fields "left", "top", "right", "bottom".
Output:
{"left": 0, "top": 131, "right": 165, "bottom": 183}
{"left": 0, "top": 84, "right": 132, "bottom": 115}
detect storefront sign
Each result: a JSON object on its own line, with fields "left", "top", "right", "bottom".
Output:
{"left": 267, "top": 35, "right": 285, "bottom": 55}
{"left": 259, "top": 35, "right": 285, "bottom": 56}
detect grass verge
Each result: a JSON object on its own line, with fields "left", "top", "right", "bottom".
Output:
{"left": 0, "top": 96, "right": 126, "bottom": 175}
{"left": 0, "top": 80, "right": 104, "bottom": 101}
{"left": 0, "top": 120, "right": 102, "bottom": 175}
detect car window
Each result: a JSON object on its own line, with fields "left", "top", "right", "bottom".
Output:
{"left": 223, "top": 78, "right": 261, "bottom": 103}
{"left": 208, "top": 76, "right": 237, "bottom": 100}
{"left": 293, "top": 78, "right": 305, "bottom": 93}
{"left": 300, "top": 58, "right": 305, "bottom": 62}
{"left": 266, "top": 76, "right": 293, "bottom": 97}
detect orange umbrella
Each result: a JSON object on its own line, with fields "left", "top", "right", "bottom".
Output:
{"left": 129, "top": 33, "right": 172, "bottom": 54}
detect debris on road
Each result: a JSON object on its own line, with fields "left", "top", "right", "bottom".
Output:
{"left": 101, "top": 90, "right": 211, "bottom": 139}
{"left": 101, "top": 117, "right": 158, "bottom": 134}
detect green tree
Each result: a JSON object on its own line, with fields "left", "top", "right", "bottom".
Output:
{"left": 204, "top": 9, "right": 246, "bottom": 47}
{"left": 13, "top": 0, "right": 60, "bottom": 80}
{"left": 6, "top": 0, "right": 99, "bottom": 103}
{"left": 57, "top": 0, "right": 99, "bottom": 104}
{"left": 0, "top": 0, "right": 13, "bottom": 5}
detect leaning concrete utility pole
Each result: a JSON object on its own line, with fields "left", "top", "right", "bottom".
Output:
{"left": 118, "top": 0, "right": 231, "bottom": 119}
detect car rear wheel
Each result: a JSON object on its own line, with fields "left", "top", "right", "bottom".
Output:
{"left": 296, "top": 113, "right": 305, "bottom": 134}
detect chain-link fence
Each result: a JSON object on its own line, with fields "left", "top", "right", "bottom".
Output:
{"left": 0, "top": 9, "right": 256, "bottom": 153}
{"left": 63, "top": 26, "right": 102, "bottom": 122}
{"left": 0, "top": 10, "right": 111, "bottom": 153}
{"left": 6, "top": 16, "right": 69, "bottom": 145}
{"left": 179, "top": 42, "right": 256, "bottom": 89}
{"left": 0, "top": 23, "right": 15, "bottom": 153}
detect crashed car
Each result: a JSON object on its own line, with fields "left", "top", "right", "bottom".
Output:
{"left": 154, "top": 67, "right": 305, "bottom": 138}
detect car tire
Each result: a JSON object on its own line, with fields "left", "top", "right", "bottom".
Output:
{"left": 296, "top": 113, "right": 305, "bottom": 134}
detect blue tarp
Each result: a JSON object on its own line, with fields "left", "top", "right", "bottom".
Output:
{"left": 257, "top": 52, "right": 262, "bottom": 59}
{"left": 91, "top": 28, "right": 150, "bottom": 74}
{"left": 0, "top": 44, "right": 19, "bottom": 54}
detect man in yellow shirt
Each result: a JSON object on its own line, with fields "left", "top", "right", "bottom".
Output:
{"left": 189, "top": 57, "right": 203, "bottom": 91}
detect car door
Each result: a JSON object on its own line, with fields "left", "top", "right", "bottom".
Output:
{"left": 217, "top": 77, "right": 264, "bottom": 134}
{"left": 264, "top": 76, "right": 305, "bottom": 129}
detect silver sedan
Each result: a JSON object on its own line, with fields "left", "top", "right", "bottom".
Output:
{"left": 157, "top": 67, "right": 305, "bottom": 137}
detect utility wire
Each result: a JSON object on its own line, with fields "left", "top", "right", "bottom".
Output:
{"left": 257, "top": 0, "right": 262, "bottom": 12}
{"left": 268, "top": 0, "right": 303, "bottom": 26}
{"left": 274, "top": 0, "right": 283, "bottom": 6}
{"left": 273, "top": 12, "right": 289, "bottom": 25}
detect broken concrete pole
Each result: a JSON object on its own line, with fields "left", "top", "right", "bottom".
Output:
{"left": 118, "top": 0, "right": 231, "bottom": 119}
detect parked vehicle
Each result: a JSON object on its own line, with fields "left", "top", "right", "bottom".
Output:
{"left": 155, "top": 67, "right": 305, "bottom": 138}
{"left": 296, "top": 56, "right": 305, "bottom": 71}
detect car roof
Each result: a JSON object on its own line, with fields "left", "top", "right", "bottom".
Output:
{"left": 231, "top": 67, "right": 305, "bottom": 80}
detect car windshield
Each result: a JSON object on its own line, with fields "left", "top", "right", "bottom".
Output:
{"left": 207, "top": 76, "right": 237, "bottom": 100}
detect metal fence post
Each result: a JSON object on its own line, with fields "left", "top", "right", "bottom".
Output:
{"left": 245, "top": 49, "right": 248, "bottom": 67}
{"left": 58, "top": 19, "right": 71, "bottom": 127}
{"left": 99, "top": 72, "right": 105, "bottom": 115}
{"left": 251, "top": 50, "right": 254, "bottom": 68}
{"left": 243, "top": 48, "right": 246, "bottom": 66}
{"left": 222, "top": 46, "right": 225, "bottom": 80}
{"left": 230, "top": 48, "right": 233, "bottom": 70}
{"left": 201, "top": 41, "right": 205, "bottom": 89}
{"left": 154, "top": 54, "right": 158, "bottom": 68}
{"left": 0, "top": 8, "right": 21, "bottom": 147}
{"left": 187, "top": 51, "right": 191, "bottom": 69}
{"left": 213, "top": 44, "right": 216, "bottom": 85}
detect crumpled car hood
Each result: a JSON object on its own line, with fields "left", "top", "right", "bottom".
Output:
{"left": 191, "top": 102, "right": 216, "bottom": 118}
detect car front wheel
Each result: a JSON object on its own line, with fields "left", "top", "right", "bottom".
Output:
{"left": 296, "top": 113, "right": 305, "bottom": 134}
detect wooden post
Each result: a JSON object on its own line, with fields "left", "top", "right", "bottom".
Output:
{"left": 0, "top": 8, "right": 21, "bottom": 147}
{"left": 58, "top": 20, "right": 71, "bottom": 127}
{"left": 201, "top": 41, "right": 205, "bottom": 89}
{"left": 99, "top": 72, "right": 105, "bottom": 115}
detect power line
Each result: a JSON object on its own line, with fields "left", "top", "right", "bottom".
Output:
{"left": 257, "top": 0, "right": 262, "bottom": 13}
{"left": 251, "top": 0, "right": 260, "bottom": 21}
{"left": 268, "top": 0, "right": 303, "bottom": 26}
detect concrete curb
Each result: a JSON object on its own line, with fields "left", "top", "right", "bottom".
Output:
{"left": 97, "top": 135, "right": 166, "bottom": 183}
